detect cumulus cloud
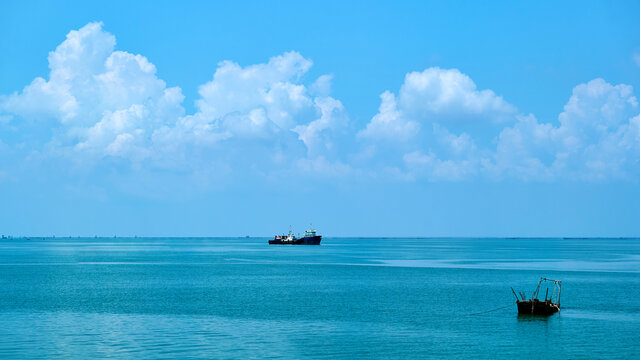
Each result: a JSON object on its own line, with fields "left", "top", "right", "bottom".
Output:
{"left": 0, "top": 22, "right": 184, "bottom": 161}
{"left": 293, "top": 97, "right": 348, "bottom": 156}
{"left": 357, "top": 67, "right": 516, "bottom": 180}
{"left": 309, "top": 74, "right": 333, "bottom": 97}
{"left": 358, "top": 67, "right": 517, "bottom": 144}
{"left": 150, "top": 52, "right": 350, "bottom": 173}
{"left": 490, "top": 79, "right": 640, "bottom": 180}
{"left": 195, "top": 52, "right": 313, "bottom": 130}
{"left": 1, "top": 22, "right": 639, "bottom": 184}
{"left": 360, "top": 67, "right": 640, "bottom": 181}
{"left": 357, "top": 91, "right": 419, "bottom": 141}
{"left": 158, "top": 51, "right": 348, "bottom": 156}
{"left": 398, "top": 68, "right": 517, "bottom": 122}
{"left": 432, "top": 124, "right": 477, "bottom": 155}
{"left": 0, "top": 23, "right": 349, "bottom": 175}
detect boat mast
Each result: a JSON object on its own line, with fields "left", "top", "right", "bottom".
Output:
{"left": 534, "top": 278, "right": 543, "bottom": 299}
{"left": 557, "top": 280, "right": 562, "bottom": 307}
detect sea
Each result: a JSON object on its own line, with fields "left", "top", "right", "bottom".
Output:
{"left": 0, "top": 237, "right": 638, "bottom": 359}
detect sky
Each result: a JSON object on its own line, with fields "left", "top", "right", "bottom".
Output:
{"left": 1, "top": 0, "right": 639, "bottom": 237}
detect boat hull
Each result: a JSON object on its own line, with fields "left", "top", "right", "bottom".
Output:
{"left": 516, "top": 299, "right": 560, "bottom": 315}
{"left": 268, "top": 235, "right": 321, "bottom": 245}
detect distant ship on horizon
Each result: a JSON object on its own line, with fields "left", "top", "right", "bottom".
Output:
{"left": 269, "top": 226, "right": 321, "bottom": 245}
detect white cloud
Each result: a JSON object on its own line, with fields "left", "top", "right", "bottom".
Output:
{"left": 363, "top": 70, "right": 640, "bottom": 181}
{"left": 491, "top": 79, "right": 640, "bottom": 180}
{"left": 309, "top": 74, "right": 333, "bottom": 97}
{"left": 398, "top": 67, "right": 517, "bottom": 122}
{"left": 2, "top": 23, "right": 639, "bottom": 184}
{"left": 557, "top": 79, "right": 637, "bottom": 145}
{"left": 357, "top": 91, "right": 419, "bottom": 141}
{"left": 359, "top": 67, "right": 517, "bottom": 143}
{"left": 154, "top": 51, "right": 349, "bottom": 165}
{"left": 358, "top": 67, "right": 515, "bottom": 180}
{"left": 433, "top": 124, "right": 476, "bottom": 155}
{"left": 0, "top": 22, "right": 184, "bottom": 162}
{"left": 194, "top": 52, "right": 313, "bottom": 130}
{"left": 0, "top": 23, "right": 349, "bottom": 175}
{"left": 293, "top": 97, "right": 348, "bottom": 156}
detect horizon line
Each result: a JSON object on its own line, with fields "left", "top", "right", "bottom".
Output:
{"left": 2, "top": 235, "right": 639, "bottom": 240}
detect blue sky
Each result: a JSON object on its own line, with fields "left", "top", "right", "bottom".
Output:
{"left": 1, "top": 1, "right": 639, "bottom": 237}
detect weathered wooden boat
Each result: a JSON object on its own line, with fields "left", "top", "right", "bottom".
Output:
{"left": 512, "top": 277, "right": 561, "bottom": 315}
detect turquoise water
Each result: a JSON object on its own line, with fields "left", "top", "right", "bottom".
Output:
{"left": 0, "top": 237, "right": 639, "bottom": 358}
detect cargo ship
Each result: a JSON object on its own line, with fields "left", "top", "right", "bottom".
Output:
{"left": 269, "top": 226, "right": 321, "bottom": 245}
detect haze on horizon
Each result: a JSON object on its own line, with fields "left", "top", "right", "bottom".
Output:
{"left": 1, "top": 1, "right": 639, "bottom": 237}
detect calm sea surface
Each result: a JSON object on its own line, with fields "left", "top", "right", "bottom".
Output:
{"left": 0, "top": 237, "right": 638, "bottom": 359}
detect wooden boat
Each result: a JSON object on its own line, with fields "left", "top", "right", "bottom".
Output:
{"left": 512, "top": 277, "right": 561, "bottom": 315}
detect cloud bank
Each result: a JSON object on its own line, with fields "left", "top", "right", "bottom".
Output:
{"left": 1, "top": 22, "right": 639, "bottom": 184}
{"left": 0, "top": 23, "right": 347, "bottom": 175}
{"left": 359, "top": 70, "right": 639, "bottom": 181}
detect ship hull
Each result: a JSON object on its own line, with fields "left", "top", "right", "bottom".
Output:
{"left": 268, "top": 235, "right": 321, "bottom": 245}
{"left": 516, "top": 299, "right": 559, "bottom": 315}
